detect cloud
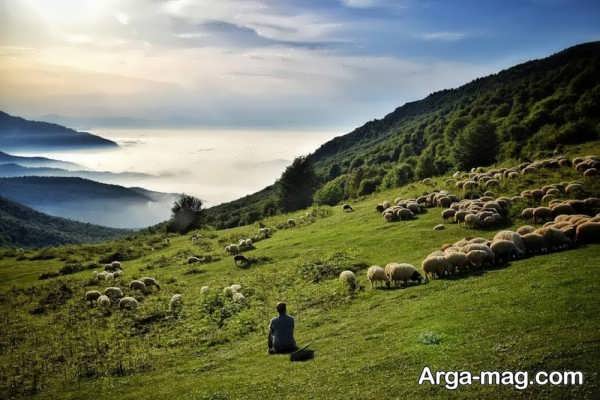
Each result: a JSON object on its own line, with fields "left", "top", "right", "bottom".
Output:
{"left": 115, "top": 12, "right": 130, "bottom": 25}
{"left": 419, "top": 31, "right": 467, "bottom": 41}
{"left": 340, "top": 0, "right": 378, "bottom": 8}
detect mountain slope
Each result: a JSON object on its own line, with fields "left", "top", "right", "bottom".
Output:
{"left": 0, "top": 111, "right": 117, "bottom": 150}
{"left": 0, "top": 196, "right": 127, "bottom": 247}
{"left": 0, "top": 163, "right": 154, "bottom": 183}
{"left": 0, "top": 151, "right": 82, "bottom": 169}
{"left": 205, "top": 41, "right": 600, "bottom": 228}
{"left": 0, "top": 176, "right": 178, "bottom": 228}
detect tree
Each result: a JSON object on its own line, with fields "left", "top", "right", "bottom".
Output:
{"left": 314, "top": 175, "right": 347, "bottom": 206}
{"left": 167, "top": 194, "right": 205, "bottom": 233}
{"left": 381, "top": 163, "right": 413, "bottom": 189}
{"left": 278, "top": 156, "right": 318, "bottom": 212}
{"left": 452, "top": 118, "right": 499, "bottom": 170}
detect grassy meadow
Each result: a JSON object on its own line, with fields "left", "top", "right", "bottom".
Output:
{"left": 1, "top": 141, "right": 599, "bottom": 399}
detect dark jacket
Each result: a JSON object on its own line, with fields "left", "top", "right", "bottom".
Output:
{"left": 268, "top": 314, "right": 296, "bottom": 352}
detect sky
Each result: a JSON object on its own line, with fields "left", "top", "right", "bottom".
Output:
{"left": 1, "top": 0, "right": 599, "bottom": 131}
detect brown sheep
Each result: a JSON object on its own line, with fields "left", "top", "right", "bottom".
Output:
{"left": 575, "top": 222, "right": 600, "bottom": 244}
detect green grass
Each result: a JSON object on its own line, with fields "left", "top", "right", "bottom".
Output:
{"left": 1, "top": 145, "right": 599, "bottom": 399}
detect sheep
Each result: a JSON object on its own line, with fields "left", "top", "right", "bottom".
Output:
{"left": 85, "top": 290, "right": 102, "bottom": 306}
{"left": 575, "top": 222, "right": 600, "bottom": 244}
{"left": 339, "top": 270, "right": 357, "bottom": 290}
{"left": 287, "top": 219, "right": 296, "bottom": 227}
{"left": 169, "top": 294, "right": 183, "bottom": 314}
{"left": 516, "top": 225, "right": 536, "bottom": 236}
{"left": 200, "top": 286, "right": 209, "bottom": 294}
{"left": 490, "top": 240, "right": 521, "bottom": 263}
{"left": 532, "top": 207, "right": 554, "bottom": 223}
{"left": 367, "top": 265, "right": 388, "bottom": 288}
{"left": 129, "top": 280, "right": 147, "bottom": 293}
{"left": 342, "top": 204, "right": 354, "bottom": 212}
{"left": 384, "top": 263, "right": 423, "bottom": 287}
{"left": 113, "top": 269, "right": 123, "bottom": 278}
{"left": 444, "top": 252, "right": 468, "bottom": 274}
{"left": 464, "top": 213, "right": 480, "bottom": 229}
{"left": 537, "top": 227, "right": 571, "bottom": 250}
{"left": 552, "top": 203, "right": 576, "bottom": 215}
{"left": 97, "top": 295, "right": 111, "bottom": 308}
{"left": 188, "top": 256, "right": 200, "bottom": 264}
{"left": 230, "top": 284, "right": 242, "bottom": 292}
{"left": 140, "top": 277, "right": 160, "bottom": 291}
{"left": 104, "top": 287, "right": 123, "bottom": 301}
{"left": 223, "top": 286, "right": 234, "bottom": 297}
{"left": 376, "top": 204, "right": 385, "bottom": 213}
{"left": 234, "top": 254, "right": 250, "bottom": 267}
{"left": 493, "top": 231, "right": 526, "bottom": 255}
{"left": 583, "top": 168, "right": 598, "bottom": 177}
{"left": 421, "top": 256, "right": 448, "bottom": 280}
{"left": 565, "top": 183, "right": 584, "bottom": 196}
{"left": 466, "top": 250, "right": 488, "bottom": 269}
{"left": 232, "top": 292, "right": 246, "bottom": 302}
{"left": 104, "top": 272, "right": 115, "bottom": 281}
{"left": 521, "top": 233, "right": 547, "bottom": 254}
{"left": 433, "top": 224, "right": 445, "bottom": 231}
{"left": 441, "top": 209, "right": 456, "bottom": 222}
{"left": 119, "top": 296, "right": 138, "bottom": 310}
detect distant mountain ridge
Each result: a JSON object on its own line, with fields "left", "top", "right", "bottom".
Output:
{"left": 0, "top": 176, "right": 179, "bottom": 228}
{"left": 0, "top": 151, "right": 83, "bottom": 169}
{"left": 0, "top": 196, "right": 128, "bottom": 247}
{"left": 0, "top": 163, "right": 154, "bottom": 182}
{"left": 0, "top": 111, "right": 117, "bottom": 150}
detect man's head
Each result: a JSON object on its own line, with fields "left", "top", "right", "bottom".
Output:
{"left": 276, "top": 302, "right": 287, "bottom": 315}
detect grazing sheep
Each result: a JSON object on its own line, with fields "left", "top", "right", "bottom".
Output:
{"left": 464, "top": 213, "right": 480, "bottom": 229}
{"left": 521, "top": 233, "right": 547, "bottom": 254}
{"left": 113, "top": 270, "right": 123, "bottom": 278}
{"left": 444, "top": 252, "right": 468, "bottom": 274}
{"left": 565, "top": 183, "right": 584, "bottom": 196}
{"left": 170, "top": 294, "right": 183, "bottom": 314}
{"left": 104, "top": 272, "right": 114, "bottom": 281}
{"left": 493, "top": 231, "right": 526, "bottom": 255}
{"left": 441, "top": 209, "right": 456, "bottom": 221}
{"left": 367, "top": 265, "right": 387, "bottom": 288}
{"left": 104, "top": 287, "right": 124, "bottom": 301}
{"left": 287, "top": 219, "right": 296, "bottom": 227}
{"left": 111, "top": 261, "right": 121, "bottom": 269}
{"left": 85, "top": 290, "right": 102, "bottom": 305}
{"left": 200, "top": 286, "right": 209, "bottom": 294}
{"left": 421, "top": 256, "right": 448, "bottom": 280}
{"left": 188, "top": 256, "right": 200, "bottom": 264}
{"left": 97, "top": 295, "right": 111, "bottom": 308}
{"left": 232, "top": 292, "right": 246, "bottom": 302}
{"left": 516, "top": 225, "right": 536, "bottom": 236}
{"left": 532, "top": 207, "right": 554, "bottom": 223}
{"left": 537, "top": 227, "right": 571, "bottom": 250}
{"left": 583, "top": 168, "right": 598, "bottom": 177}
{"left": 552, "top": 203, "right": 576, "bottom": 215}
{"left": 140, "top": 277, "right": 160, "bottom": 290}
{"left": 490, "top": 240, "right": 521, "bottom": 263}
{"left": 119, "top": 296, "right": 138, "bottom": 310}
{"left": 433, "top": 224, "right": 445, "bottom": 231}
{"left": 343, "top": 204, "right": 354, "bottom": 212}
{"left": 230, "top": 284, "right": 242, "bottom": 292}
{"left": 234, "top": 254, "right": 250, "bottom": 267}
{"left": 129, "top": 280, "right": 147, "bottom": 293}
{"left": 339, "top": 270, "right": 357, "bottom": 291}
{"left": 385, "top": 263, "right": 423, "bottom": 287}
{"left": 575, "top": 222, "right": 600, "bottom": 244}
{"left": 376, "top": 204, "right": 385, "bottom": 213}
{"left": 223, "top": 286, "right": 234, "bottom": 297}
{"left": 466, "top": 250, "right": 488, "bottom": 269}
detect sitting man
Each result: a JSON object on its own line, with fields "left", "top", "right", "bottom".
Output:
{"left": 267, "top": 302, "right": 297, "bottom": 354}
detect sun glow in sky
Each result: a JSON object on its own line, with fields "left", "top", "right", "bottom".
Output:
{"left": 1, "top": 0, "right": 599, "bottom": 130}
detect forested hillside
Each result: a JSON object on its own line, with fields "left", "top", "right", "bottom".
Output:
{"left": 205, "top": 42, "right": 600, "bottom": 228}
{"left": 0, "top": 196, "right": 127, "bottom": 247}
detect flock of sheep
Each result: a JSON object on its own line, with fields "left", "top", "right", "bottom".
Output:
{"left": 85, "top": 260, "right": 182, "bottom": 314}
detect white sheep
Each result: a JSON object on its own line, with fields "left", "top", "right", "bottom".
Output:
{"left": 232, "top": 292, "right": 246, "bottom": 302}
{"left": 384, "top": 263, "right": 422, "bottom": 287}
{"left": 129, "top": 280, "right": 147, "bottom": 293}
{"left": 366, "top": 265, "right": 387, "bottom": 288}
{"left": 339, "top": 270, "right": 357, "bottom": 291}
{"left": 119, "top": 296, "right": 138, "bottom": 310}
{"left": 200, "top": 286, "right": 210, "bottom": 294}
{"left": 97, "top": 294, "right": 111, "bottom": 308}
{"left": 230, "top": 284, "right": 242, "bottom": 292}
{"left": 140, "top": 277, "right": 160, "bottom": 290}
{"left": 85, "top": 290, "right": 102, "bottom": 305}
{"left": 170, "top": 294, "right": 183, "bottom": 314}
{"left": 104, "top": 287, "right": 124, "bottom": 301}
{"left": 421, "top": 256, "right": 448, "bottom": 280}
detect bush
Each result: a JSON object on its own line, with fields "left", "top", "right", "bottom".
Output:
{"left": 357, "top": 178, "right": 379, "bottom": 196}
{"left": 278, "top": 156, "right": 318, "bottom": 212}
{"left": 452, "top": 118, "right": 499, "bottom": 170}
{"left": 298, "top": 252, "right": 368, "bottom": 283}
{"left": 314, "top": 175, "right": 347, "bottom": 206}
{"left": 381, "top": 163, "right": 414, "bottom": 189}
{"left": 168, "top": 194, "right": 205, "bottom": 234}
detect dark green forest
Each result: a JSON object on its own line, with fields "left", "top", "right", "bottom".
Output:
{"left": 205, "top": 41, "right": 600, "bottom": 228}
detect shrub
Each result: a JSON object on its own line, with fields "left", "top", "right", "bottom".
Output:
{"left": 381, "top": 163, "right": 414, "bottom": 189}
{"left": 452, "top": 118, "right": 499, "bottom": 170}
{"left": 314, "top": 175, "right": 348, "bottom": 206}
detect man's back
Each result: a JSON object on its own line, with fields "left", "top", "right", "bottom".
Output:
{"left": 269, "top": 314, "right": 296, "bottom": 352}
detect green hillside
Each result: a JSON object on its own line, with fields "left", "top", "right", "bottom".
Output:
{"left": 0, "top": 196, "right": 128, "bottom": 247}
{"left": 1, "top": 141, "right": 598, "bottom": 399}
{"left": 206, "top": 42, "right": 600, "bottom": 228}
